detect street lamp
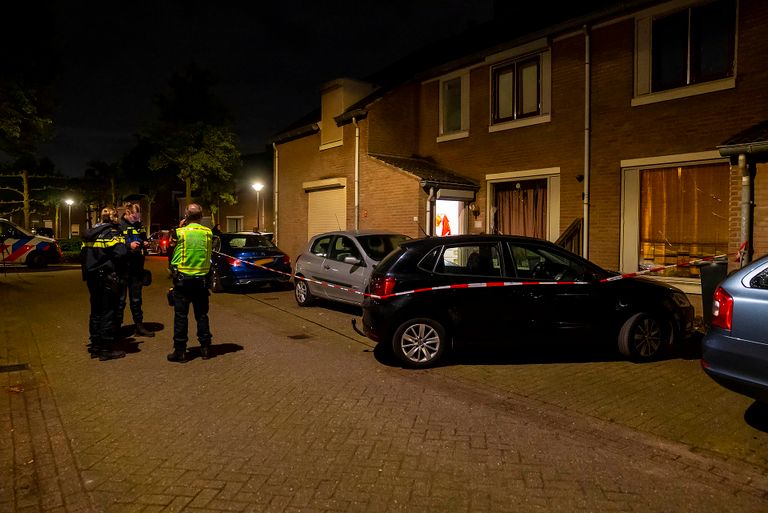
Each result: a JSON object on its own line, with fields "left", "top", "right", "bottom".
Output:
{"left": 251, "top": 182, "right": 264, "bottom": 232}
{"left": 65, "top": 199, "right": 74, "bottom": 239}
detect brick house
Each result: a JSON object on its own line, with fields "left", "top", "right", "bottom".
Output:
{"left": 270, "top": 0, "right": 768, "bottom": 313}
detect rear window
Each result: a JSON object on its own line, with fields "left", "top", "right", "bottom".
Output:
{"left": 358, "top": 234, "right": 410, "bottom": 261}
{"left": 223, "top": 235, "right": 275, "bottom": 250}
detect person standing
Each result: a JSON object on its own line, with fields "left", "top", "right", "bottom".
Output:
{"left": 81, "top": 207, "right": 127, "bottom": 361}
{"left": 167, "top": 203, "right": 214, "bottom": 362}
{"left": 116, "top": 202, "right": 154, "bottom": 338}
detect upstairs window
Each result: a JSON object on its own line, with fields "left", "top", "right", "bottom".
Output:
{"left": 634, "top": 0, "right": 737, "bottom": 103}
{"left": 651, "top": 0, "right": 736, "bottom": 92}
{"left": 492, "top": 55, "right": 541, "bottom": 123}
{"left": 438, "top": 72, "right": 469, "bottom": 140}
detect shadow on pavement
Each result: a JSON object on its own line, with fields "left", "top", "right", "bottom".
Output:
{"left": 186, "top": 342, "right": 244, "bottom": 360}
{"left": 744, "top": 401, "right": 768, "bottom": 433}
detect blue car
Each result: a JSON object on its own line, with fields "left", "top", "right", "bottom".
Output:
{"left": 209, "top": 232, "right": 292, "bottom": 292}
{"left": 702, "top": 254, "right": 768, "bottom": 403}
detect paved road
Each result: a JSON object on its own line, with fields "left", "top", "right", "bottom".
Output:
{"left": 1, "top": 257, "right": 767, "bottom": 512}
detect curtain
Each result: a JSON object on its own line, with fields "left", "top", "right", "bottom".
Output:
{"left": 494, "top": 179, "right": 547, "bottom": 237}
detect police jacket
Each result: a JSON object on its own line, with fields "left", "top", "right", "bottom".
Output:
{"left": 81, "top": 223, "right": 127, "bottom": 281}
{"left": 170, "top": 223, "right": 212, "bottom": 277}
{"left": 119, "top": 217, "right": 147, "bottom": 271}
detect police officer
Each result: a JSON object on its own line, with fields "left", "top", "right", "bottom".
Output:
{"left": 81, "top": 207, "right": 127, "bottom": 361}
{"left": 167, "top": 203, "right": 214, "bottom": 363}
{"left": 117, "top": 202, "right": 154, "bottom": 338}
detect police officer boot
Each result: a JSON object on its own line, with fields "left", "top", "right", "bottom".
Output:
{"left": 135, "top": 323, "right": 155, "bottom": 337}
{"left": 98, "top": 346, "right": 126, "bottom": 361}
{"left": 167, "top": 349, "right": 187, "bottom": 363}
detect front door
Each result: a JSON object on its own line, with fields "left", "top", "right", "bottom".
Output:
{"left": 493, "top": 178, "right": 548, "bottom": 238}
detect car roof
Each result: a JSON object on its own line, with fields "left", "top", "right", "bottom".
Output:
{"left": 310, "top": 229, "right": 409, "bottom": 239}
{"left": 400, "top": 234, "right": 556, "bottom": 248}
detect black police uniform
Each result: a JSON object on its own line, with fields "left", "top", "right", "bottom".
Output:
{"left": 117, "top": 217, "right": 154, "bottom": 337}
{"left": 81, "top": 222, "right": 128, "bottom": 360}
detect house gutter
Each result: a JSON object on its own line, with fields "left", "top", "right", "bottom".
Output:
{"left": 272, "top": 142, "right": 279, "bottom": 244}
{"left": 426, "top": 186, "right": 435, "bottom": 236}
{"left": 583, "top": 24, "right": 591, "bottom": 260}
{"left": 353, "top": 116, "right": 360, "bottom": 230}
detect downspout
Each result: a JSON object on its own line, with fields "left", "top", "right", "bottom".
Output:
{"left": 353, "top": 116, "right": 360, "bottom": 230}
{"left": 738, "top": 153, "right": 755, "bottom": 267}
{"left": 426, "top": 186, "right": 435, "bottom": 236}
{"left": 582, "top": 24, "right": 591, "bottom": 260}
{"left": 272, "top": 142, "right": 279, "bottom": 244}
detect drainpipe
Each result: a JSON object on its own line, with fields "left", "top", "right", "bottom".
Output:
{"left": 582, "top": 24, "right": 591, "bottom": 260}
{"left": 353, "top": 116, "right": 360, "bottom": 230}
{"left": 739, "top": 153, "right": 755, "bottom": 267}
{"left": 426, "top": 186, "right": 435, "bottom": 236}
{"left": 272, "top": 142, "right": 279, "bottom": 244}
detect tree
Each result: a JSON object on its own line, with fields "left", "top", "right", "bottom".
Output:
{"left": 0, "top": 157, "right": 68, "bottom": 229}
{"left": 145, "top": 62, "right": 241, "bottom": 214}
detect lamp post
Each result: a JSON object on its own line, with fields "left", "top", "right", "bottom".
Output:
{"left": 65, "top": 199, "right": 74, "bottom": 239}
{"left": 251, "top": 182, "right": 264, "bottom": 232}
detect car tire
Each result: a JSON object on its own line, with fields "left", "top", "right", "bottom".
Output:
{"left": 26, "top": 251, "right": 48, "bottom": 269}
{"left": 392, "top": 318, "right": 447, "bottom": 368}
{"left": 618, "top": 312, "right": 670, "bottom": 361}
{"left": 294, "top": 278, "right": 315, "bottom": 306}
{"left": 210, "top": 268, "right": 225, "bottom": 293}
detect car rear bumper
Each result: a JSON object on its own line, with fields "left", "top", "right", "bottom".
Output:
{"left": 701, "top": 330, "right": 768, "bottom": 403}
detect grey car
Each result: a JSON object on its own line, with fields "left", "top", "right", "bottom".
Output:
{"left": 293, "top": 230, "right": 411, "bottom": 307}
{"left": 701, "top": 254, "right": 768, "bottom": 403}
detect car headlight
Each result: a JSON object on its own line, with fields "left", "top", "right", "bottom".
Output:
{"left": 671, "top": 292, "right": 691, "bottom": 308}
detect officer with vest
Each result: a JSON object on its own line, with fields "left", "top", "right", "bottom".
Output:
{"left": 81, "top": 207, "right": 128, "bottom": 361}
{"left": 167, "top": 203, "right": 214, "bottom": 362}
{"left": 116, "top": 202, "right": 154, "bottom": 338}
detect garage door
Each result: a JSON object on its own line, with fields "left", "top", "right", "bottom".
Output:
{"left": 307, "top": 187, "right": 346, "bottom": 238}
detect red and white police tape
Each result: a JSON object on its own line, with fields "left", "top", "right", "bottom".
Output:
{"left": 213, "top": 250, "right": 729, "bottom": 300}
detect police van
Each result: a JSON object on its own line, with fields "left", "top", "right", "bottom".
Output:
{"left": 0, "top": 218, "right": 63, "bottom": 268}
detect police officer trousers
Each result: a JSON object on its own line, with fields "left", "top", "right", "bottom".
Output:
{"left": 86, "top": 271, "right": 119, "bottom": 348}
{"left": 117, "top": 271, "right": 145, "bottom": 326}
{"left": 172, "top": 276, "right": 212, "bottom": 351}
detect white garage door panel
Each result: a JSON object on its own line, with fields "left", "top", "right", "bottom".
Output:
{"left": 308, "top": 188, "right": 346, "bottom": 239}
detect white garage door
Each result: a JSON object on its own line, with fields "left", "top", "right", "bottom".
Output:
{"left": 307, "top": 187, "right": 346, "bottom": 239}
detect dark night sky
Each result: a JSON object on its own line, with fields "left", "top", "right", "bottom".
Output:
{"left": 7, "top": 1, "right": 495, "bottom": 176}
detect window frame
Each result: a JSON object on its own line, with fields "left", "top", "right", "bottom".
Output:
{"left": 491, "top": 54, "right": 541, "bottom": 124}
{"left": 437, "top": 71, "right": 470, "bottom": 141}
{"left": 633, "top": 0, "right": 737, "bottom": 106}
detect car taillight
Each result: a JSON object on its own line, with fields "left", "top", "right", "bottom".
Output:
{"left": 226, "top": 256, "right": 241, "bottom": 267}
{"left": 161, "top": 240, "right": 167, "bottom": 247}
{"left": 711, "top": 286, "right": 733, "bottom": 330}
{"left": 280, "top": 255, "right": 290, "bottom": 265}
{"left": 370, "top": 276, "right": 396, "bottom": 297}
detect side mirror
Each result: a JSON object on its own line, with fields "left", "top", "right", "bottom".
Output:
{"left": 343, "top": 255, "right": 364, "bottom": 266}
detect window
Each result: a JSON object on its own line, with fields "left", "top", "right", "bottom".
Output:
{"left": 492, "top": 55, "right": 541, "bottom": 123}
{"left": 651, "top": 0, "right": 735, "bottom": 91}
{"left": 436, "top": 244, "right": 501, "bottom": 277}
{"left": 330, "top": 236, "right": 361, "bottom": 263}
{"left": 634, "top": 0, "right": 736, "bottom": 103}
{"left": 438, "top": 72, "right": 469, "bottom": 139}
{"left": 636, "top": 163, "right": 729, "bottom": 278}
{"left": 310, "top": 236, "right": 332, "bottom": 257}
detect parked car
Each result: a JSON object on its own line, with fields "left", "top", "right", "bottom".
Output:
{"left": 361, "top": 234, "right": 695, "bottom": 368}
{"left": 209, "top": 232, "right": 292, "bottom": 292}
{"left": 0, "top": 218, "right": 62, "bottom": 268}
{"left": 701, "top": 255, "right": 768, "bottom": 403}
{"left": 148, "top": 230, "right": 171, "bottom": 255}
{"left": 293, "top": 230, "right": 411, "bottom": 307}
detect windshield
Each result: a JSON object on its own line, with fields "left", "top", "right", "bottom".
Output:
{"left": 222, "top": 234, "right": 276, "bottom": 250}
{"left": 358, "top": 234, "right": 411, "bottom": 261}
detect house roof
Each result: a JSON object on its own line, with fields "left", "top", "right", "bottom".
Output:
{"left": 369, "top": 153, "right": 478, "bottom": 190}
{"left": 717, "top": 120, "right": 768, "bottom": 160}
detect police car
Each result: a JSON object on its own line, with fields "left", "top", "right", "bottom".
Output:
{"left": 0, "top": 218, "right": 63, "bottom": 268}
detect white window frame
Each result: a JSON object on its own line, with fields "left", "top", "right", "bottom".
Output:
{"left": 486, "top": 38, "right": 552, "bottom": 133}
{"left": 620, "top": 151, "right": 728, "bottom": 294}
{"left": 632, "top": 0, "right": 737, "bottom": 107}
{"left": 437, "top": 70, "right": 470, "bottom": 142}
{"left": 485, "top": 167, "right": 560, "bottom": 242}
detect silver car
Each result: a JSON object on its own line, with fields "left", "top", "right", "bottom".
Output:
{"left": 293, "top": 230, "right": 411, "bottom": 307}
{"left": 702, "top": 254, "right": 768, "bottom": 403}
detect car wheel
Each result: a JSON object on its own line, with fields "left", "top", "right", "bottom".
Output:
{"left": 26, "top": 251, "right": 48, "bottom": 269}
{"left": 618, "top": 312, "right": 670, "bottom": 361}
{"left": 210, "top": 268, "right": 225, "bottom": 293}
{"left": 392, "top": 318, "right": 447, "bottom": 368}
{"left": 294, "top": 278, "right": 315, "bottom": 306}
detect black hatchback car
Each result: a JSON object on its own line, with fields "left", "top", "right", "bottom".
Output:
{"left": 361, "top": 235, "right": 695, "bottom": 368}
{"left": 210, "top": 232, "right": 292, "bottom": 292}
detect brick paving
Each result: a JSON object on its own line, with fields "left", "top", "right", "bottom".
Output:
{"left": 1, "top": 259, "right": 767, "bottom": 512}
